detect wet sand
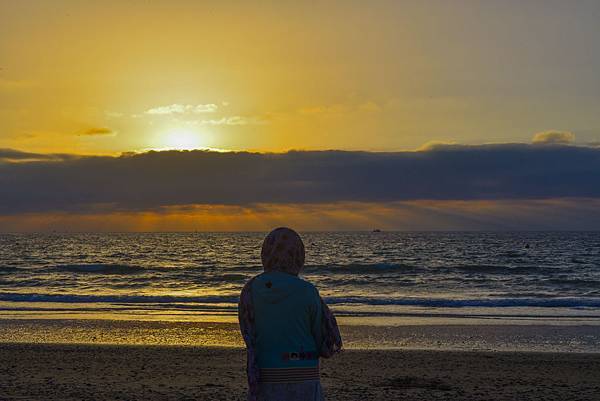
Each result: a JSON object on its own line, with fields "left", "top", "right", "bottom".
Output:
{"left": 1, "top": 343, "right": 599, "bottom": 401}
{"left": 1, "top": 319, "right": 600, "bottom": 352}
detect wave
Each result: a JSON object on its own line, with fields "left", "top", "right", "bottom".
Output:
{"left": 547, "top": 278, "right": 600, "bottom": 287}
{"left": 52, "top": 264, "right": 148, "bottom": 274}
{"left": 446, "top": 265, "right": 546, "bottom": 274}
{"left": 307, "top": 263, "right": 548, "bottom": 275}
{"left": 0, "top": 292, "right": 238, "bottom": 304}
{"left": 0, "top": 266, "right": 21, "bottom": 273}
{"left": 1, "top": 292, "right": 600, "bottom": 309}
{"left": 11, "top": 262, "right": 555, "bottom": 276}
{"left": 304, "top": 263, "right": 421, "bottom": 274}
{"left": 324, "top": 296, "right": 600, "bottom": 308}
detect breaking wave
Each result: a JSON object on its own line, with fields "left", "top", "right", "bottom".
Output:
{"left": 1, "top": 292, "right": 600, "bottom": 309}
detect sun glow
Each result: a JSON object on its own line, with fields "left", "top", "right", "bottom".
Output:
{"left": 161, "top": 129, "right": 204, "bottom": 150}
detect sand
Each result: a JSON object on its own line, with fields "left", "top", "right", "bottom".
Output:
{"left": 2, "top": 319, "right": 600, "bottom": 353}
{"left": 1, "top": 343, "right": 600, "bottom": 401}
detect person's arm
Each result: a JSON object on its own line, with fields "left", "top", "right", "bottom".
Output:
{"left": 238, "top": 278, "right": 261, "bottom": 401}
{"left": 238, "top": 277, "right": 256, "bottom": 349}
{"left": 316, "top": 290, "right": 344, "bottom": 358}
{"left": 309, "top": 286, "right": 324, "bottom": 354}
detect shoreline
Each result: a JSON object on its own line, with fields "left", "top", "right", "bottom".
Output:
{"left": 1, "top": 318, "right": 600, "bottom": 353}
{"left": 1, "top": 343, "right": 599, "bottom": 400}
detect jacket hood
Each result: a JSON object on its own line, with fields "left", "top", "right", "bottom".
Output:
{"left": 252, "top": 271, "right": 305, "bottom": 304}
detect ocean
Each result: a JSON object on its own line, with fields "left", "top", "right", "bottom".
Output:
{"left": 1, "top": 231, "right": 599, "bottom": 327}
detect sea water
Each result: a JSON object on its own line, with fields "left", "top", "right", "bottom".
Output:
{"left": 1, "top": 232, "right": 599, "bottom": 325}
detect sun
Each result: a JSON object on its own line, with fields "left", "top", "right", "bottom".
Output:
{"left": 161, "top": 129, "right": 204, "bottom": 150}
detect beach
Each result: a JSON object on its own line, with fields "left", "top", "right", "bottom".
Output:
{"left": 3, "top": 0, "right": 600, "bottom": 396}
{"left": 1, "top": 343, "right": 599, "bottom": 401}
{"left": 1, "top": 320, "right": 600, "bottom": 400}
{"left": 1, "top": 232, "right": 600, "bottom": 399}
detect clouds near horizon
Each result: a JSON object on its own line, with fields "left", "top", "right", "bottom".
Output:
{"left": 1, "top": 144, "right": 600, "bottom": 217}
{"left": 532, "top": 131, "right": 575, "bottom": 145}
{"left": 3, "top": 199, "right": 600, "bottom": 232}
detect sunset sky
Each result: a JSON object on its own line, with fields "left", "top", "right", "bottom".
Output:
{"left": 2, "top": 0, "right": 600, "bottom": 231}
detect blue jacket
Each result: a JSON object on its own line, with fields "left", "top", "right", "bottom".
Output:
{"left": 251, "top": 271, "right": 323, "bottom": 369}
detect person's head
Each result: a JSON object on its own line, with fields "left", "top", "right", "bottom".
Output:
{"left": 261, "top": 227, "right": 305, "bottom": 276}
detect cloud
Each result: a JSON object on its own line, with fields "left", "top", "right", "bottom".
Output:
{"left": 79, "top": 127, "right": 115, "bottom": 136}
{"left": 298, "top": 105, "right": 347, "bottom": 115}
{"left": 0, "top": 149, "right": 50, "bottom": 161}
{"left": 145, "top": 104, "right": 219, "bottom": 115}
{"left": 1, "top": 144, "right": 600, "bottom": 216}
{"left": 0, "top": 149, "right": 76, "bottom": 163}
{"left": 298, "top": 101, "right": 382, "bottom": 115}
{"left": 532, "top": 131, "right": 575, "bottom": 145}
{"left": 416, "top": 140, "right": 458, "bottom": 151}
{"left": 187, "top": 116, "right": 268, "bottom": 126}
{"left": 105, "top": 111, "right": 124, "bottom": 118}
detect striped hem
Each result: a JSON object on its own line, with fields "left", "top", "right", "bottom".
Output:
{"left": 259, "top": 367, "right": 320, "bottom": 383}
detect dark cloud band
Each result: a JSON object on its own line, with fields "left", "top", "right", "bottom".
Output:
{"left": 1, "top": 144, "right": 600, "bottom": 214}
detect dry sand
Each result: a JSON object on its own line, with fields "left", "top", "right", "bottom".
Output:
{"left": 1, "top": 343, "right": 599, "bottom": 401}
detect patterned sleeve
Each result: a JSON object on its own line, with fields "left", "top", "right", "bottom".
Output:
{"left": 314, "top": 287, "right": 343, "bottom": 358}
{"left": 238, "top": 277, "right": 259, "bottom": 401}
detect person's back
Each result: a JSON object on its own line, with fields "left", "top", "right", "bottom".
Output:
{"left": 252, "top": 271, "right": 322, "bottom": 374}
{"left": 238, "top": 227, "right": 341, "bottom": 401}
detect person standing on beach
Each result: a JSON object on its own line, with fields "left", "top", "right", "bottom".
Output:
{"left": 238, "top": 227, "right": 343, "bottom": 401}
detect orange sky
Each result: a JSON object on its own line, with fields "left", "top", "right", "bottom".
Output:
{"left": 2, "top": 199, "right": 600, "bottom": 232}
{"left": 2, "top": 1, "right": 599, "bottom": 156}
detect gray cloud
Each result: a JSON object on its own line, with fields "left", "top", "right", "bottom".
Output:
{"left": 0, "top": 149, "right": 76, "bottom": 163}
{"left": 1, "top": 144, "right": 600, "bottom": 214}
{"left": 79, "top": 127, "right": 115, "bottom": 136}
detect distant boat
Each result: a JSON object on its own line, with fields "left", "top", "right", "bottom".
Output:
{"left": 372, "top": 229, "right": 382, "bottom": 233}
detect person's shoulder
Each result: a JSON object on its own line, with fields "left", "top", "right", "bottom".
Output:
{"left": 296, "top": 276, "right": 320, "bottom": 296}
{"left": 246, "top": 272, "right": 263, "bottom": 286}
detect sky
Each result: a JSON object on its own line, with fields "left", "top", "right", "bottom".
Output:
{"left": 1, "top": 0, "right": 600, "bottom": 231}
